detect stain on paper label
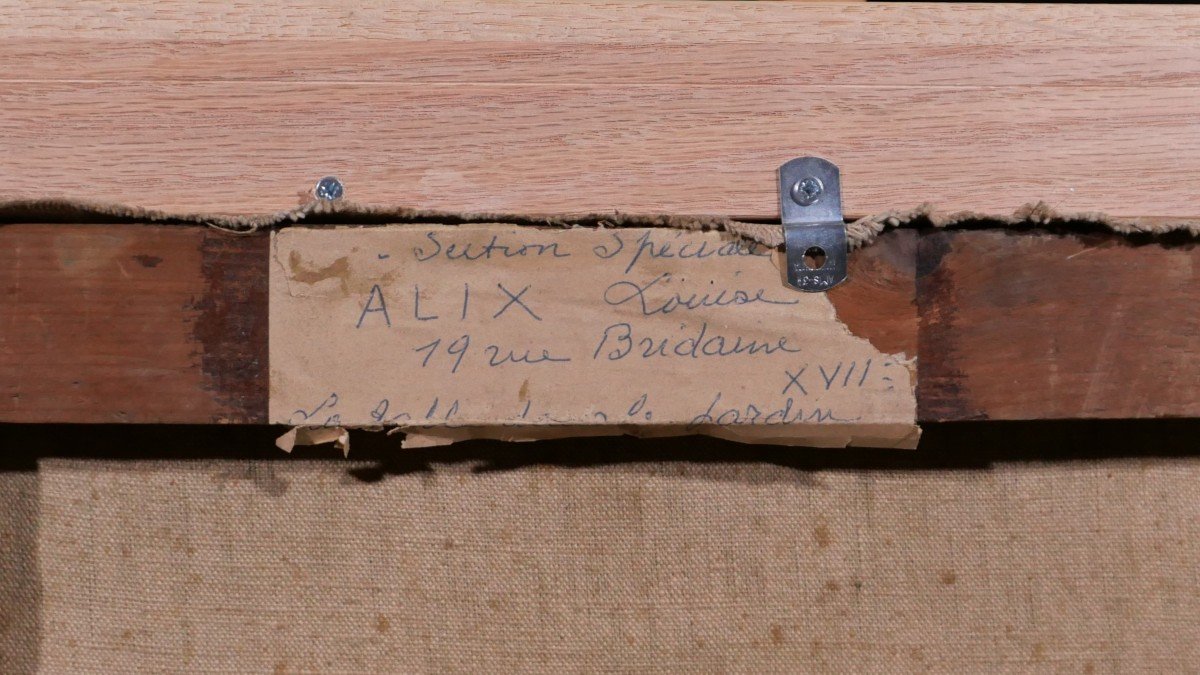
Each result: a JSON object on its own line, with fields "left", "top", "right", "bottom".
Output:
{"left": 269, "top": 225, "right": 917, "bottom": 448}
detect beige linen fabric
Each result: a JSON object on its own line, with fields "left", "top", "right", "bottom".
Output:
{"left": 24, "top": 457, "right": 1200, "bottom": 673}
{"left": 0, "top": 471, "right": 39, "bottom": 674}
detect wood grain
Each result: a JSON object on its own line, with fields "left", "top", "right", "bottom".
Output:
{"left": 2, "top": 2, "right": 1197, "bottom": 426}
{"left": 0, "top": 223, "right": 915, "bottom": 425}
{"left": 7, "top": 2, "right": 1190, "bottom": 44}
{"left": 918, "top": 230, "right": 1200, "bottom": 421}
{"left": 4, "top": 222, "right": 1195, "bottom": 420}
{"left": 3, "top": 223, "right": 1196, "bottom": 425}
{"left": 828, "top": 229, "right": 917, "bottom": 359}
{"left": 0, "top": 224, "right": 266, "bottom": 424}
{"left": 2, "top": 2, "right": 1199, "bottom": 219}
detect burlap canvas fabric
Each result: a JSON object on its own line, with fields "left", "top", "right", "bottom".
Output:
{"left": 1, "top": 456, "right": 1194, "bottom": 672}
{"left": 0, "top": 471, "right": 39, "bottom": 674}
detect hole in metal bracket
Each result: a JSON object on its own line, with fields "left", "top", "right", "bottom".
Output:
{"left": 802, "top": 246, "right": 827, "bottom": 270}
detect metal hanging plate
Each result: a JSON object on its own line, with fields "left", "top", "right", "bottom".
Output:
{"left": 779, "top": 157, "right": 847, "bottom": 292}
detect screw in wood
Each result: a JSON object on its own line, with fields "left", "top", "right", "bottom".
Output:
{"left": 790, "top": 176, "right": 823, "bottom": 206}
{"left": 315, "top": 176, "right": 344, "bottom": 201}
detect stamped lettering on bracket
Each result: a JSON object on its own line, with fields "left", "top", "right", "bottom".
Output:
{"left": 269, "top": 225, "right": 918, "bottom": 448}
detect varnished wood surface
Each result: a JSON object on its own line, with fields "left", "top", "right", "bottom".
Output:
{"left": 1, "top": 224, "right": 917, "bottom": 425}
{"left": 918, "top": 230, "right": 1200, "bottom": 422}
{"left": 4, "top": 223, "right": 1196, "bottom": 425}
{"left": 2, "top": 2, "right": 1199, "bottom": 219}
{"left": 0, "top": 225, "right": 266, "bottom": 424}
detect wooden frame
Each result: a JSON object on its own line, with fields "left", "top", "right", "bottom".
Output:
{"left": 2, "top": 2, "right": 1197, "bottom": 430}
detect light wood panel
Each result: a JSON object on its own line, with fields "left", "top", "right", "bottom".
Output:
{"left": 2, "top": 2, "right": 1197, "bottom": 427}
{"left": 4, "top": 223, "right": 1196, "bottom": 425}
{"left": 2, "top": 2, "right": 1199, "bottom": 219}
{"left": 8, "top": 2, "right": 1192, "bottom": 44}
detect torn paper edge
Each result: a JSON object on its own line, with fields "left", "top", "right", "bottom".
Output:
{"left": 2, "top": 198, "right": 1197, "bottom": 251}
{"left": 271, "top": 423, "right": 920, "bottom": 455}
{"left": 267, "top": 224, "right": 920, "bottom": 451}
{"left": 397, "top": 423, "right": 921, "bottom": 450}
{"left": 276, "top": 426, "right": 350, "bottom": 457}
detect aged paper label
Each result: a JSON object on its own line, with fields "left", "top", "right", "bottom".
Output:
{"left": 269, "top": 225, "right": 918, "bottom": 448}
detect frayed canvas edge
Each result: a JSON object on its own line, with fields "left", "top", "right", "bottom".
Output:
{"left": 2, "top": 197, "right": 1198, "bottom": 250}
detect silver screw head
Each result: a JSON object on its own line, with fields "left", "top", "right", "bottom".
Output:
{"left": 790, "top": 176, "right": 823, "bottom": 206}
{"left": 315, "top": 176, "right": 344, "bottom": 201}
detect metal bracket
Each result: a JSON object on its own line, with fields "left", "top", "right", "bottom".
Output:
{"left": 779, "top": 157, "right": 847, "bottom": 292}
